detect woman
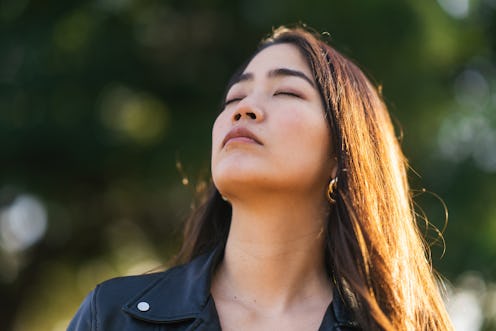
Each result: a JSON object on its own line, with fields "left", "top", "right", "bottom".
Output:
{"left": 68, "top": 26, "right": 454, "bottom": 331}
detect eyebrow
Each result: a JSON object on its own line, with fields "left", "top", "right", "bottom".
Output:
{"left": 233, "top": 68, "right": 315, "bottom": 88}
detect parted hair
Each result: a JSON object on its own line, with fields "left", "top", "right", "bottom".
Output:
{"left": 175, "top": 25, "right": 453, "bottom": 331}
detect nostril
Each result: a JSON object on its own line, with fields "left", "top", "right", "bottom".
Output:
{"left": 233, "top": 111, "right": 257, "bottom": 121}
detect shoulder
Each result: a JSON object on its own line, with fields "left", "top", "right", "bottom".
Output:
{"left": 67, "top": 249, "right": 221, "bottom": 331}
{"left": 66, "top": 272, "right": 167, "bottom": 331}
{"left": 95, "top": 271, "right": 167, "bottom": 305}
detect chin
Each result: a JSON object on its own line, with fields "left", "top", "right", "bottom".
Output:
{"left": 213, "top": 170, "right": 260, "bottom": 189}
{"left": 213, "top": 166, "right": 270, "bottom": 196}
{"left": 213, "top": 155, "right": 263, "bottom": 179}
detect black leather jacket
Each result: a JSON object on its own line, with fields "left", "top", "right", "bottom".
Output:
{"left": 67, "top": 246, "right": 360, "bottom": 330}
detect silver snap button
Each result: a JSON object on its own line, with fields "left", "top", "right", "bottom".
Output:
{"left": 137, "top": 301, "right": 150, "bottom": 312}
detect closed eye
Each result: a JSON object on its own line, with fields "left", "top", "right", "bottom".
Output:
{"left": 274, "top": 91, "right": 302, "bottom": 98}
{"left": 223, "top": 97, "right": 244, "bottom": 108}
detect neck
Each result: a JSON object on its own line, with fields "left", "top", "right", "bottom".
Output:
{"left": 212, "top": 192, "right": 332, "bottom": 314}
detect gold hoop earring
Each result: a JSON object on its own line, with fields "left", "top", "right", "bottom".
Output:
{"left": 327, "top": 177, "right": 338, "bottom": 204}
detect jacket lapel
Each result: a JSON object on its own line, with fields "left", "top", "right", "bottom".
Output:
{"left": 122, "top": 245, "right": 224, "bottom": 325}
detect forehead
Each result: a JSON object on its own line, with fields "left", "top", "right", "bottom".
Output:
{"left": 243, "top": 43, "right": 312, "bottom": 76}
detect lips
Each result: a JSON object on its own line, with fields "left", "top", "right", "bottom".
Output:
{"left": 222, "top": 126, "right": 262, "bottom": 147}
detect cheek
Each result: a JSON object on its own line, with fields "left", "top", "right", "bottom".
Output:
{"left": 211, "top": 113, "right": 230, "bottom": 160}
{"left": 277, "top": 112, "right": 330, "bottom": 153}
{"left": 212, "top": 114, "right": 226, "bottom": 146}
{"left": 272, "top": 111, "right": 332, "bottom": 180}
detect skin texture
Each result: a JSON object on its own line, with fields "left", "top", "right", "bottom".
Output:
{"left": 210, "top": 43, "right": 338, "bottom": 331}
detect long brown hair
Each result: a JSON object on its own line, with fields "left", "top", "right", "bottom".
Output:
{"left": 175, "top": 26, "right": 453, "bottom": 331}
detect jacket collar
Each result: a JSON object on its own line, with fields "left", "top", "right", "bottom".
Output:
{"left": 122, "top": 245, "right": 224, "bottom": 323}
{"left": 121, "top": 245, "right": 359, "bottom": 330}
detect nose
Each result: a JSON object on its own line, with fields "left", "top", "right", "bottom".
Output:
{"left": 231, "top": 97, "right": 264, "bottom": 123}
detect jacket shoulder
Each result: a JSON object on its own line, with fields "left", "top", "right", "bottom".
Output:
{"left": 97, "top": 271, "right": 167, "bottom": 305}
{"left": 67, "top": 271, "right": 167, "bottom": 331}
{"left": 67, "top": 249, "right": 219, "bottom": 331}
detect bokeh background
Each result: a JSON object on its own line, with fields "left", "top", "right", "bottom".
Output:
{"left": 1, "top": 0, "right": 495, "bottom": 330}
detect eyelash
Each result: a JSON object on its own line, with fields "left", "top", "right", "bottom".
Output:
{"left": 223, "top": 91, "right": 302, "bottom": 108}
{"left": 223, "top": 97, "right": 243, "bottom": 107}
{"left": 274, "top": 91, "right": 301, "bottom": 98}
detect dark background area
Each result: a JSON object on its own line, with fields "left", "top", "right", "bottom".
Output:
{"left": 1, "top": 0, "right": 495, "bottom": 330}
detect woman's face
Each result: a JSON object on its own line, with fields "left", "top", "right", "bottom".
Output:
{"left": 211, "top": 43, "right": 335, "bottom": 200}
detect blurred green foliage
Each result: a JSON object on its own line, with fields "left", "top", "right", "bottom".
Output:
{"left": 1, "top": 0, "right": 495, "bottom": 330}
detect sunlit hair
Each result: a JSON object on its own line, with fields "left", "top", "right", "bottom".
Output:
{"left": 176, "top": 25, "right": 453, "bottom": 330}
